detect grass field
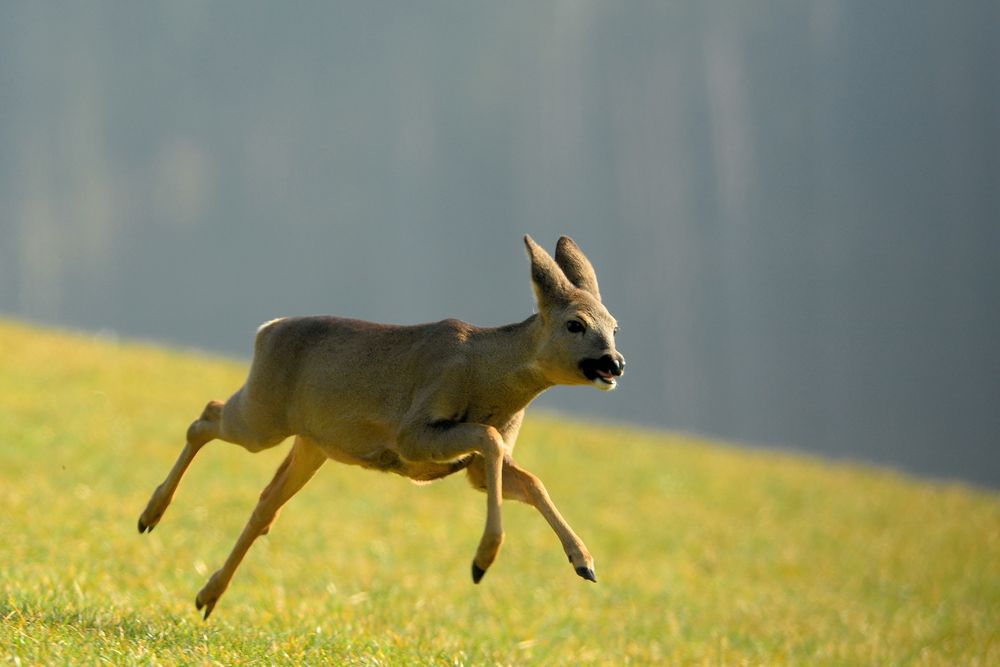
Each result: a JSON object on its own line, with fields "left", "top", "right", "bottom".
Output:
{"left": 0, "top": 319, "right": 997, "bottom": 665}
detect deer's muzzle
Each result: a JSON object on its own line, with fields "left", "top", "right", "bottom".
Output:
{"left": 579, "top": 353, "right": 625, "bottom": 390}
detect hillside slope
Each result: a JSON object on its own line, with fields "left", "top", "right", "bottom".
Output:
{"left": 0, "top": 319, "right": 997, "bottom": 665}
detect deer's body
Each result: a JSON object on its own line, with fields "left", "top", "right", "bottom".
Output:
{"left": 229, "top": 314, "right": 543, "bottom": 477}
{"left": 138, "top": 235, "right": 625, "bottom": 619}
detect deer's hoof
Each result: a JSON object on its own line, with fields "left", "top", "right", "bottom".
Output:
{"left": 471, "top": 562, "right": 487, "bottom": 584}
{"left": 137, "top": 513, "right": 160, "bottom": 533}
{"left": 137, "top": 501, "right": 165, "bottom": 534}
{"left": 575, "top": 566, "right": 597, "bottom": 582}
{"left": 195, "top": 593, "right": 217, "bottom": 620}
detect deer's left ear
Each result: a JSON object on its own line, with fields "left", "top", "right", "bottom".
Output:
{"left": 555, "top": 236, "right": 601, "bottom": 301}
{"left": 524, "top": 234, "right": 573, "bottom": 310}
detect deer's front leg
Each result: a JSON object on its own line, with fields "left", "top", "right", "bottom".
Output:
{"left": 398, "top": 421, "right": 505, "bottom": 583}
{"left": 468, "top": 457, "right": 596, "bottom": 582}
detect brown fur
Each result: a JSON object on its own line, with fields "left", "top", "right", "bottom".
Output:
{"left": 138, "top": 235, "right": 625, "bottom": 619}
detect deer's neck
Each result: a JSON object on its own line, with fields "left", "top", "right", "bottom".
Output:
{"left": 472, "top": 314, "right": 552, "bottom": 413}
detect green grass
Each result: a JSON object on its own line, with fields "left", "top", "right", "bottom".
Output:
{"left": 0, "top": 318, "right": 997, "bottom": 665}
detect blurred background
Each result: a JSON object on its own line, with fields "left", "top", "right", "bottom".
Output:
{"left": 1, "top": 2, "right": 997, "bottom": 486}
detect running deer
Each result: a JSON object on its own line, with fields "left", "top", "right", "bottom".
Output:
{"left": 137, "top": 235, "right": 625, "bottom": 618}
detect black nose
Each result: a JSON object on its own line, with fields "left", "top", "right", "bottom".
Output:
{"left": 598, "top": 354, "right": 625, "bottom": 377}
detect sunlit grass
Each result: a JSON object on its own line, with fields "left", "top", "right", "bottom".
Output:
{"left": 1, "top": 319, "right": 997, "bottom": 664}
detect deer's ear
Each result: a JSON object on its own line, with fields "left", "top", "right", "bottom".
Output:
{"left": 524, "top": 234, "right": 573, "bottom": 310}
{"left": 554, "top": 236, "right": 601, "bottom": 301}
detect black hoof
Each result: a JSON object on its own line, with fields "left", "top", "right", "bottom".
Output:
{"left": 196, "top": 596, "right": 216, "bottom": 620}
{"left": 575, "top": 566, "right": 597, "bottom": 582}
{"left": 471, "top": 562, "right": 486, "bottom": 584}
{"left": 137, "top": 518, "right": 152, "bottom": 534}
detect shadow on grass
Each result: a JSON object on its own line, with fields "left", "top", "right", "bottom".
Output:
{"left": 0, "top": 594, "right": 404, "bottom": 663}
{"left": 2, "top": 594, "right": 495, "bottom": 664}
{"left": 1, "top": 595, "right": 216, "bottom": 646}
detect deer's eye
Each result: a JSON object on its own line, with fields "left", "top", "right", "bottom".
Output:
{"left": 566, "top": 320, "right": 585, "bottom": 334}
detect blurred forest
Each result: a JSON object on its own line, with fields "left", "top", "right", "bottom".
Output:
{"left": 1, "top": 2, "right": 997, "bottom": 485}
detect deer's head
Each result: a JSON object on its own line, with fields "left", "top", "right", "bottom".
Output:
{"left": 524, "top": 235, "right": 626, "bottom": 391}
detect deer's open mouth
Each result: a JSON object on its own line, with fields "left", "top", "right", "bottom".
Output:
{"left": 579, "top": 358, "right": 620, "bottom": 391}
{"left": 594, "top": 370, "right": 617, "bottom": 390}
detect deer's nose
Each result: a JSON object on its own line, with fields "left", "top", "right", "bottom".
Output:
{"left": 599, "top": 354, "right": 625, "bottom": 377}
{"left": 612, "top": 353, "right": 625, "bottom": 376}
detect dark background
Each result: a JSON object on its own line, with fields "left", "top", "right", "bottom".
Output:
{"left": 2, "top": 2, "right": 997, "bottom": 486}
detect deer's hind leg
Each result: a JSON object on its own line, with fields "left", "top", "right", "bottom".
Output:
{"left": 195, "top": 435, "right": 326, "bottom": 619}
{"left": 137, "top": 390, "right": 287, "bottom": 533}
{"left": 137, "top": 400, "right": 223, "bottom": 533}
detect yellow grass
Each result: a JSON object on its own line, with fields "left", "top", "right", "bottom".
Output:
{"left": 0, "top": 318, "right": 997, "bottom": 665}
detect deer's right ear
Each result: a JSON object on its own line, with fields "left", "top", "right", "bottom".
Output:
{"left": 524, "top": 234, "right": 572, "bottom": 311}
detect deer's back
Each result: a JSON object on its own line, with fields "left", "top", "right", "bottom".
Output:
{"left": 242, "top": 315, "right": 472, "bottom": 444}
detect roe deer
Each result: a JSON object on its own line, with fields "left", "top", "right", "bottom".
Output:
{"left": 137, "top": 235, "right": 625, "bottom": 619}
